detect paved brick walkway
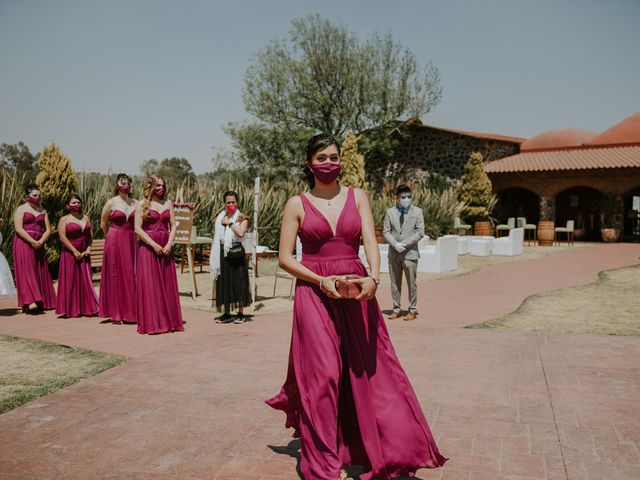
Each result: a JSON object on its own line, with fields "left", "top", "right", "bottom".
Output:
{"left": 0, "top": 243, "right": 639, "bottom": 479}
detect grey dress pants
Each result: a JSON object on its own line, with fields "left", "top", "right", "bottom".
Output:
{"left": 389, "top": 254, "right": 418, "bottom": 313}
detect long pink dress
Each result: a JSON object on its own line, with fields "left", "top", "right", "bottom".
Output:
{"left": 56, "top": 220, "right": 99, "bottom": 317}
{"left": 136, "top": 209, "right": 184, "bottom": 335}
{"left": 99, "top": 210, "right": 137, "bottom": 323}
{"left": 266, "top": 187, "right": 447, "bottom": 480}
{"left": 13, "top": 211, "right": 56, "bottom": 310}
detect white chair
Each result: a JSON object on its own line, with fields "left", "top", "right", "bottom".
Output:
{"left": 555, "top": 220, "right": 575, "bottom": 246}
{"left": 417, "top": 235, "right": 458, "bottom": 273}
{"left": 492, "top": 228, "right": 524, "bottom": 256}
{"left": 517, "top": 217, "right": 537, "bottom": 245}
{"left": 272, "top": 237, "right": 302, "bottom": 300}
{"left": 359, "top": 244, "right": 390, "bottom": 273}
{"left": 454, "top": 217, "right": 472, "bottom": 235}
{"left": 496, "top": 217, "right": 515, "bottom": 237}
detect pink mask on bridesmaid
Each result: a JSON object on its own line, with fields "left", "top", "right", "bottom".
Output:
{"left": 307, "top": 162, "right": 341, "bottom": 184}
{"left": 227, "top": 204, "right": 237, "bottom": 214}
{"left": 117, "top": 184, "right": 131, "bottom": 194}
{"left": 27, "top": 195, "right": 41, "bottom": 206}
{"left": 153, "top": 186, "right": 165, "bottom": 198}
{"left": 67, "top": 204, "right": 82, "bottom": 212}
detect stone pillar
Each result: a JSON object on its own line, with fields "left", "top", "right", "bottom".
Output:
{"left": 540, "top": 196, "right": 556, "bottom": 221}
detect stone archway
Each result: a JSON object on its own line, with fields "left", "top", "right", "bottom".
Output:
{"left": 623, "top": 186, "right": 640, "bottom": 241}
{"left": 555, "top": 186, "right": 603, "bottom": 240}
{"left": 494, "top": 187, "right": 540, "bottom": 225}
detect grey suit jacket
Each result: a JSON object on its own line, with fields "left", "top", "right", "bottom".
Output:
{"left": 383, "top": 205, "right": 425, "bottom": 260}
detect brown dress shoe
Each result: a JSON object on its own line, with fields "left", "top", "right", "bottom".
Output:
{"left": 404, "top": 312, "right": 418, "bottom": 321}
{"left": 387, "top": 311, "right": 402, "bottom": 320}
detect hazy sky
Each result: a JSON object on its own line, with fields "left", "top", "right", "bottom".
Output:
{"left": 1, "top": 0, "right": 638, "bottom": 174}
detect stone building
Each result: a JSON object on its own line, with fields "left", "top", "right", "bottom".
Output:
{"left": 484, "top": 112, "right": 640, "bottom": 241}
{"left": 363, "top": 120, "right": 523, "bottom": 187}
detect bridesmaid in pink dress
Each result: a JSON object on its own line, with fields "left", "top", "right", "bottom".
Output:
{"left": 266, "top": 134, "right": 447, "bottom": 480}
{"left": 12, "top": 184, "right": 56, "bottom": 312}
{"left": 99, "top": 173, "right": 138, "bottom": 324}
{"left": 56, "top": 195, "right": 99, "bottom": 317}
{"left": 134, "top": 174, "right": 183, "bottom": 335}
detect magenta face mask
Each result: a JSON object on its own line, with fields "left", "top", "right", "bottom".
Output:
{"left": 117, "top": 184, "right": 131, "bottom": 194}
{"left": 28, "top": 195, "right": 41, "bottom": 205}
{"left": 67, "top": 203, "right": 82, "bottom": 212}
{"left": 307, "top": 162, "right": 341, "bottom": 184}
{"left": 154, "top": 186, "right": 165, "bottom": 198}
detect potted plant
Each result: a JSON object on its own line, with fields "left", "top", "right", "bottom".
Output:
{"left": 599, "top": 192, "right": 623, "bottom": 242}
{"left": 458, "top": 152, "right": 495, "bottom": 235}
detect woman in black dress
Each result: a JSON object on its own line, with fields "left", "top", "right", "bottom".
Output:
{"left": 210, "top": 190, "right": 252, "bottom": 324}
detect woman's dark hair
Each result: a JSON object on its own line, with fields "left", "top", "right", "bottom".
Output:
{"left": 303, "top": 133, "right": 341, "bottom": 188}
{"left": 396, "top": 184, "right": 412, "bottom": 196}
{"left": 64, "top": 194, "right": 83, "bottom": 214}
{"left": 223, "top": 190, "right": 238, "bottom": 203}
{"left": 24, "top": 183, "right": 40, "bottom": 196}
{"left": 114, "top": 173, "right": 132, "bottom": 195}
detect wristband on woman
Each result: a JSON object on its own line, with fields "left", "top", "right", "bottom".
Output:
{"left": 369, "top": 275, "right": 380, "bottom": 286}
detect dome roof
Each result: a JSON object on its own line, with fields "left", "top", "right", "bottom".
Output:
{"left": 520, "top": 128, "right": 598, "bottom": 151}
{"left": 588, "top": 112, "right": 640, "bottom": 145}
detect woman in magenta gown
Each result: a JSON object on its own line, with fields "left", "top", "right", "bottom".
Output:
{"left": 56, "top": 194, "right": 99, "bottom": 317}
{"left": 12, "top": 184, "right": 56, "bottom": 312}
{"left": 99, "top": 173, "right": 138, "bottom": 324}
{"left": 134, "top": 173, "right": 183, "bottom": 335}
{"left": 266, "top": 134, "right": 447, "bottom": 480}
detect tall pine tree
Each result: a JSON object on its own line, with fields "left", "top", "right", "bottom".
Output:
{"left": 340, "top": 130, "right": 368, "bottom": 190}
{"left": 35, "top": 142, "right": 78, "bottom": 218}
{"left": 458, "top": 151, "right": 493, "bottom": 222}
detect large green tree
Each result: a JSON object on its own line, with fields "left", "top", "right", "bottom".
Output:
{"left": 224, "top": 122, "right": 313, "bottom": 180}
{"left": 140, "top": 157, "right": 197, "bottom": 186}
{"left": 227, "top": 14, "right": 442, "bottom": 178}
{"left": 0, "top": 141, "right": 39, "bottom": 182}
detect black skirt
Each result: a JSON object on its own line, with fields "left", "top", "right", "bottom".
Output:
{"left": 216, "top": 244, "right": 252, "bottom": 311}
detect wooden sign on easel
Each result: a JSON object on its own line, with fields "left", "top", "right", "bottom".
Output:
{"left": 173, "top": 187, "right": 198, "bottom": 299}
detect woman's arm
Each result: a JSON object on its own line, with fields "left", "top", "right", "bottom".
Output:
{"left": 278, "top": 196, "right": 342, "bottom": 299}
{"left": 13, "top": 206, "right": 38, "bottom": 246}
{"left": 58, "top": 217, "right": 81, "bottom": 260}
{"left": 230, "top": 217, "right": 249, "bottom": 238}
{"left": 162, "top": 201, "right": 176, "bottom": 255}
{"left": 41, "top": 211, "right": 52, "bottom": 244}
{"left": 84, "top": 215, "right": 93, "bottom": 256}
{"left": 134, "top": 203, "right": 163, "bottom": 254}
{"left": 352, "top": 189, "right": 379, "bottom": 300}
{"left": 100, "top": 199, "right": 112, "bottom": 235}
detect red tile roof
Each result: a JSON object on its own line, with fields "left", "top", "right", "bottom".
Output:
{"left": 588, "top": 112, "right": 640, "bottom": 145}
{"left": 520, "top": 128, "right": 598, "bottom": 151}
{"left": 484, "top": 144, "right": 640, "bottom": 173}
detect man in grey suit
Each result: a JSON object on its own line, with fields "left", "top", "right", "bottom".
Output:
{"left": 383, "top": 184, "right": 424, "bottom": 321}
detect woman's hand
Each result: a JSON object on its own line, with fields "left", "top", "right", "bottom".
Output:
{"left": 161, "top": 243, "right": 172, "bottom": 256}
{"left": 353, "top": 276, "right": 377, "bottom": 301}
{"left": 73, "top": 249, "right": 83, "bottom": 261}
{"left": 82, "top": 247, "right": 91, "bottom": 258}
{"left": 31, "top": 240, "right": 42, "bottom": 250}
{"left": 152, "top": 243, "right": 163, "bottom": 255}
{"left": 320, "top": 276, "right": 343, "bottom": 299}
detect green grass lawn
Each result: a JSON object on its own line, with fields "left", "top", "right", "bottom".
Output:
{"left": 0, "top": 336, "right": 126, "bottom": 414}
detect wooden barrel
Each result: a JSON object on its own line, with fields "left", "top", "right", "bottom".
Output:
{"left": 538, "top": 220, "right": 555, "bottom": 246}
{"left": 474, "top": 221, "right": 492, "bottom": 236}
